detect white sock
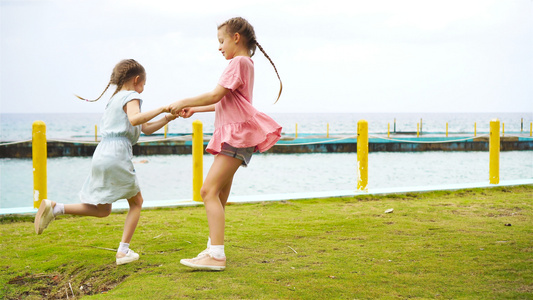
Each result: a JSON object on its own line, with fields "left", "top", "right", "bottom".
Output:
{"left": 210, "top": 245, "right": 225, "bottom": 259}
{"left": 118, "top": 242, "right": 130, "bottom": 255}
{"left": 53, "top": 203, "right": 65, "bottom": 216}
{"left": 207, "top": 237, "right": 211, "bottom": 249}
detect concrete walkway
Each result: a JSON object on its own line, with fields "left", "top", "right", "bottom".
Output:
{"left": 2, "top": 178, "right": 531, "bottom": 216}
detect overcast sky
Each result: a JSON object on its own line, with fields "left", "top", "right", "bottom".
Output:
{"left": 1, "top": 0, "right": 532, "bottom": 114}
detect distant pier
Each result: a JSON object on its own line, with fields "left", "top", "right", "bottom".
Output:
{"left": 1, "top": 133, "right": 532, "bottom": 158}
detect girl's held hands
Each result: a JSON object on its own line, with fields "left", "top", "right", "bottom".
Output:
{"left": 164, "top": 103, "right": 180, "bottom": 121}
{"left": 166, "top": 113, "right": 178, "bottom": 121}
{"left": 169, "top": 101, "right": 183, "bottom": 115}
{"left": 179, "top": 107, "right": 194, "bottom": 118}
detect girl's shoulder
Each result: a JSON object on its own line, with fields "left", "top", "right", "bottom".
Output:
{"left": 227, "top": 56, "right": 253, "bottom": 74}
{"left": 108, "top": 90, "right": 142, "bottom": 108}
{"left": 113, "top": 90, "right": 140, "bottom": 98}
{"left": 232, "top": 55, "right": 253, "bottom": 65}
{"left": 111, "top": 90, "right": 141, "bottom": 101}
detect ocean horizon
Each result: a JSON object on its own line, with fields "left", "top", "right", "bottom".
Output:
{"left": 1, "top": 112, "right": 532, "bottom": 141}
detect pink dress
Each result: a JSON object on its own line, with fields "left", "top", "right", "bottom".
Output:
{"left": 206, "top": 56, "right": 282, "bottom": 155}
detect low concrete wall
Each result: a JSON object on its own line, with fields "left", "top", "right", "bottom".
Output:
{"left": 1, "top": 136, "right": 531, "bottom": 158}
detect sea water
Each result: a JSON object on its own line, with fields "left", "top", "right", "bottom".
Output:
{"left": 1, "top": 113, "right": 532, "bottom": 209}
{"left": 1, "top": 151, "right": 532, "bottom": 209}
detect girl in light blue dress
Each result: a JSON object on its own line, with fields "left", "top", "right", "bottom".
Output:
{"left": 34, "top": 59, "right": 176, "bottom": 265}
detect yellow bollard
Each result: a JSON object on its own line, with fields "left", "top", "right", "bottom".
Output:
{"left": 502, "top": 123, "right": 505, "bottom": 137}
{"left": 417, "top": 123, "right": 420, "bottom": 138}
{"left": 474, "top": 122, "right": 477, "bottom": 136}
{"left": 489, "top": 119, "right": 500, "bottom": 184}
{"left": 192, "top": 120, "right": 203, "bottom": 202}
{"left": 32, "top": 121, "right": 47, "bottom": 208}
{"left": 295, "top": 123, "right": 298, "bottom": 138}
{"left": 327, "top": 123, "right": 329, "bottom": 138}
{"left": 95, "top": 125, "right": 98, "bottom": 142}
{"left": 530, "top": 122, "right": 532, "bottom": 137}
{"left": 164, "top": 124, "right": 168, "bottom": 139}
{"left": 446, "top": 122, "right": 448, "bottom": 137}
{"left": 387, "top": 123, "right": 390, "bottom": 138}
{"left": 357, "top": 120, "right": 368, "bottom": 191}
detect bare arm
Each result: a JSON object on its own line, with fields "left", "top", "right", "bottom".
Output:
{"left": 141, "top": 114, "right": 177, "bottom": 135}
{"left": 124, "top": 100, "right": 176, "bottom": 135}
{"left": 169, "top": 85, "right": 228, "bottom": 115}
{"left": 192, "top": 104, "right": 216, "bottom": 113}
{"left": 180, "top": 104, "right": 216, "bottom": 118}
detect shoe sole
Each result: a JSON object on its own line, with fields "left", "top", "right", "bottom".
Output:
{"left": 180, "top": 259, "right": 225, "bottom": 271}
{"left": 34, "top": 200, "right": 51, "bottom": 234}
{"left": 116, "top": 257, "right": 139, "bottom": 265}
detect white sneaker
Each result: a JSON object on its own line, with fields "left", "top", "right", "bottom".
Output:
{"left": 195, "top": 248, "right": 210, "bottom": 259}
{"left": 180, "top": 254, "right": 226, "bottom": 271}
{"left": 116, "top": 249, "right": 140, "bottom": 265}
{"left": 34, "top": 199, "right": 55, "bottom": 234}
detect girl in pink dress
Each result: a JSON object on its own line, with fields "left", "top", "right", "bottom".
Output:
{"left": 169, "top": 17, "right": 282, "bottom": 271}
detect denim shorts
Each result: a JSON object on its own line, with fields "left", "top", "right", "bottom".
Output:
{"left": 219, "top": 143, "right": 255, "bottom": 167}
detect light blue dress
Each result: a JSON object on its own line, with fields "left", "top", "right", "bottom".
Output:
{"left": 79, "top": 91, "right": 143, "bottom": 205}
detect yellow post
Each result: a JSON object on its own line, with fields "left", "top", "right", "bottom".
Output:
{"left": 164, "top": 124, "right": 168, "bottom": 139}
{"left": 32, "top": 121, "right": 47, "bottom": 208}
{"left": 446, "top": 122, "right": 448, "bottom": 137}
{"left": 502, "top": 123, "right": 505, "bottom": 137}
{"left": 417, "top": 123, "right": 420, "bottom": 138}
{"left": 295, "top": 123, "right": 298, "bottom": 138}
{"left": 387, "top": 123, "right": 390, "bottom": 138}
{"left": 192, "top": 120, "right": 203, "bottom": 202}
{"left": 95, "top": 125, "right": 98, "bottom": 142}
{"left": 474, "top": 122, "right": 477, "bottom": 136}
{"left": 357, "top": 120, "right": 368, "bottom": 191}
{"left": 489, "top": 119, "right": 500, "bottom": 184}
{"left": 327, "top": 123, "right": 329, "bottom": 138}
{"left": 530, "top": 122, "right": 532, "bottom": 137}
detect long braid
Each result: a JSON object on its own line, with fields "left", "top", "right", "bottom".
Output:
{"left": 75, "top": 59, "right": 145, "bottom": 102}
{"left": 75, "top": 81, "right": 111, "bottom": 102}
{"left": 256, "top": 42, "right": 282, "bottom": 103}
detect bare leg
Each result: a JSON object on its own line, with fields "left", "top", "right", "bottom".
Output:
{"left": 121, "top": 192, "right": 144, "bottom": 244}
{"left": 36, "top": 201, "right": 111, "bottom": 235}
{"left": 220, "top": 175, "right": 234, "bottom": 210}
{"left": 63, "top": 192, "right": 142, "bottom": 244}
{"left": 204, "top": 171, "right": 234, "bottom": 243}
{"left": 64, "top": 203, "right": 112, "bottom": 218}
{"left": 200, "top": 154, "right": 241, "bottom": 246}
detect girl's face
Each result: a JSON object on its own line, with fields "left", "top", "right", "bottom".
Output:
{"left": 218, "top": 26, "right": 237, "bottom": 60}
{"left": 134, "top": 76, "right": 146, "bottom": 94}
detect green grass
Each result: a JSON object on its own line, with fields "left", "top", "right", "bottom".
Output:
{"left": 1, "top": 185, "right": 532, "bottom": 299}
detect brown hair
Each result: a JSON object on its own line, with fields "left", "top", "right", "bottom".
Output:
{"left": 75, "top": 59, "right": 146, "bottom": 102}
{"left": 218, "top": 17, "right": 282, "bottom": 103}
